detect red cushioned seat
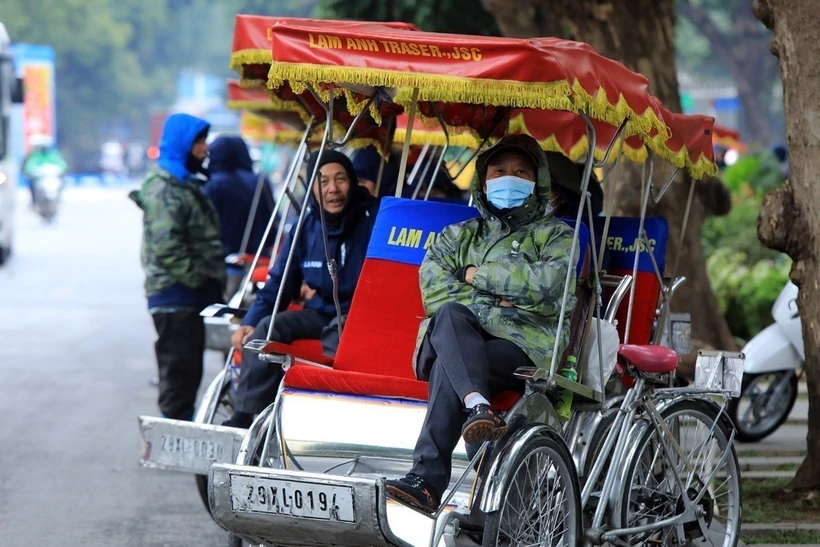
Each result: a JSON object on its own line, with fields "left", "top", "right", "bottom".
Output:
{"left": 285, "top": 364, "right": 521, "bottom": 411}
{"left": 618, "top": 344, "right": 678, "bottom": 374}
{"left": 251, "top": 264, "right": 270, "bottom": 284}
{"left": 282, "top": 259, "right": 523, "bottom": 410}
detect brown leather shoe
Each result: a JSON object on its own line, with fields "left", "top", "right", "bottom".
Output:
{"left": 462, "top": 404, "right": 508, "bottom": 444}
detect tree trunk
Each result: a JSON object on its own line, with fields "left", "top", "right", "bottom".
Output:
{"left": 754, "top": 0, "right": 820, "bottom": 490}
{"left": 483, "top": 0, "right": 739, "bottom": 366}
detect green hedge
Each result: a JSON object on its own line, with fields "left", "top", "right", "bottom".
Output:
{"left": 702, "top": 152, "right": 791, "bottom": 344}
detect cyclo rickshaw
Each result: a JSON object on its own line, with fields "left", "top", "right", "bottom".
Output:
{"left": 137, "top": 14, "right": 417, "bottom": 516}
{"left": 194, "top": 19, "right": 745, "bottom": 547}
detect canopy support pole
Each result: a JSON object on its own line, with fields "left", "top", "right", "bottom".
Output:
{"left": 593, "top": 120, "right": 629, "bottom": 168}
{"left": 374, "top": 115, "right": 396, "bottom": 197}
{"left": 651, "top": 167, "right": 682, "bottom": 204}
{"left": 412, "top": 145, "right": 438, "bottom": 200}
{"left": 548, "top": 113, "right": 597, "bottom": 379}
{"left": 233, "top": 119, "right": 315, "bottom": 309}
{"left": 395, "top": 87, "right": 419, "bottom": 198}
{"left": 237, "top": 164, "right": 270, "bottom": 259}
{"left": 406, "top": 143, "right": 431, "bottom": 194}
{"left": 313, "top": 92, "right": 345, "bottom": 341}
{"left": 423, "top": 105, "right": 451, "bottom": 201}
{"left": 623, "top": 149, "right": 655, "bottom": 345}
{"left": 652, "top": 175, "right": 696, "bottom": 346}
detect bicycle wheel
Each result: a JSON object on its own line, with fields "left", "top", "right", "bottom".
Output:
{"left": 482, "top": 432, "right": 582, "bottom": 547}
{"left": 618, "top": 398, "right": 741, "bottom": 546}
{"left": 194, "top": 371, "right": 235, "bottom": 512}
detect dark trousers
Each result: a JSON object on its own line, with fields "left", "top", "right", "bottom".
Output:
{"left": 234, "top": 309, "right": 333, "bottom": 414}
{"left": 152, "top": 311, "right": 205, "bottom": 421}
{"left": 411, "top": 302, "right": 529, "bottom": 495}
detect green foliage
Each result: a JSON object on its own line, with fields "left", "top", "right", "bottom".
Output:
{"left": 317, "top": 0, "right": 500, "bottom": 35}
{"left": 721, "top": 152, "right": 784, "bottom": 196}
{"left": 1, "top": 0, "right": 319, "bottom": 166}
{"left": 703, "top": 152, "right": 790, "bottom": 342}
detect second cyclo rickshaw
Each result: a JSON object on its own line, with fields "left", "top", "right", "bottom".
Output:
{"left": 202, "top": 19, "right": 743, "bottom": 547}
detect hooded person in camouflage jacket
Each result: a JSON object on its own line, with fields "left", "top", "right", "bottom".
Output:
{"left": 129, "top": 113, "right": 226, "bottom": 421}
{"left": 387, "top": 134, "right": 577, "bottom": 513}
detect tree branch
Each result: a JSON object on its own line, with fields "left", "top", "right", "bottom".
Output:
{"left": 678, "top": 2, "right": 739, "bottom": 70}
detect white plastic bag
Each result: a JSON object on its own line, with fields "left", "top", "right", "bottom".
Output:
{"left": 579, "top": 319, "right": 620, "bottom": 393}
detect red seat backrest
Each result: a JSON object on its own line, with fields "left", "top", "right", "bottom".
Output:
{"left": 332, "top": 259, "right": 424, "bottom": 378}
{"left": 331, "top": 199, "right": 592, "bottom": 379}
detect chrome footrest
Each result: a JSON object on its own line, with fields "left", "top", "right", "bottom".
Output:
{"left": 138, "top": 416, "right": 247, "bottom": 474}
{"left": 210, "top": 464, "right": 407, "bottom": 547}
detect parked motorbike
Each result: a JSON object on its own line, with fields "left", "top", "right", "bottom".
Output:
{"left": 31, "top": 164, "right": 64, "bottom": 223}
{"left": 728, "top": 281, "right": 804, "bottom": 442}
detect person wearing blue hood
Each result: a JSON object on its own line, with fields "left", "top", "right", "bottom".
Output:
{"left": 351, "top": 145, "right": 399, "bottom": 198}
{"left": 204, "top": 135, "right": 275, "bottom": 299}
{"left": 129, "top": 113, "right": 226, "bottom": 421}
{"left": 223, "top": 150, "right": 378, "bottom": 429}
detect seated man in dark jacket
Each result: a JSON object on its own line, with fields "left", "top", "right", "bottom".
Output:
{"left": 204, "top": 135, "right": 275, "bottom": 299}
{"left": 223, "top": 150, "right": 378, "bottom": 428}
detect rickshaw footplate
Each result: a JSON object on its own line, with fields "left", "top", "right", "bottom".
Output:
{"left": 138, "top": 416, "right": 246, "bottom": 475}
{"left": 210, "top": 464, "right": 405, "bottom": 547}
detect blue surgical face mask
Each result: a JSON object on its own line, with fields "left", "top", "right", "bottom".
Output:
{"left": 485, "top": 175, "right": 536, "bottom": 209}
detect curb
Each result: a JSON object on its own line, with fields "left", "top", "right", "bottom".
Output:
{"left": 743, "top": 522, "right": 820, "bottom": 533}
{"left": 742, "top": 470, "right": 796, "bottom": 479}
{"left": 736, "top": 447, "right": 807, "bottom": 458}
{"left": 738, "top": 456, "right": 803, "bottom": 471}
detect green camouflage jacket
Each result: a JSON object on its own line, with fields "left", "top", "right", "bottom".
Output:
{"left": 129, "top": 169, "right": 226, "bottom": 299}
{"left": 416, "top": 136, "right": 577, "bottom": 372}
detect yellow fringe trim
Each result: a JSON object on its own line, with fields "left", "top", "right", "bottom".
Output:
{"left": 229, "top": 49, "right": 272, "bottom": 73}
{"left": 266, "top": 63, "right": 716, "bottom": 178}
{"left": 393, "top": 127, "right": 481, "bottom": 148}
{"left": 268, "top": 61, "right": 575, "bottom": 110}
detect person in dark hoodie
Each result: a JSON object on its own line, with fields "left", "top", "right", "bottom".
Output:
{"left": 351, "top": 144, "right": 399, "bottom": 199}
{"left": 129, "top": 113, "right": 226, "bottom": 421}
{"left": 204, "top": 135, "right": 275, "bottom": 299}
{"left": 223, "top": 150, "right": 378, "bottom": 429}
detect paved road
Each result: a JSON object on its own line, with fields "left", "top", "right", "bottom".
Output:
{"left": 0, "top": 187, "right": 225, "bottom": 546}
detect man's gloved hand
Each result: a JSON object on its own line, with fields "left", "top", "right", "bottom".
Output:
{"left": 231, "top": 325, "right": 256, "bottom": 352}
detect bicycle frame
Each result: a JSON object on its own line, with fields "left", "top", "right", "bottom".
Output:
{"left": 573, "top": 373, "right": 736, "bottom": 545}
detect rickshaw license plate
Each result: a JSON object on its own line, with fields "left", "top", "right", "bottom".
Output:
{"left": 230, "top": 474, "right": 356, "bottom": 523}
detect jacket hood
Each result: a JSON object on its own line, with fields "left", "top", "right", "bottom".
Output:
{"left": 209, "top": 135, "right": 253, "bottom": 173}
{"left": 158, "top": 113, "right": 210, "bottom": 181}
{"left": 472, "top": 134, "right": 551, "bottom": 222}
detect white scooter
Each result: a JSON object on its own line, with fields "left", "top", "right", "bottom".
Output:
{"left": 31, "top": 164, "right": 64, "bottom": 223}
{"left": 728, "top": 281, "right": 804, "bottom": 442}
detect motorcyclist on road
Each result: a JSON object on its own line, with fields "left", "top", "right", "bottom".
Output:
{"left": 22, "top": 134, "right": 68, "bottom": 205}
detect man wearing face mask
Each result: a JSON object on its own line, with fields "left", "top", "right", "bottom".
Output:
{"left": 386, "top": 134, "right": 577, "bottom": 513}
{"left": 129, "top": 113, "right": 226, "bottom": 421}
{"left": 222, "top": 150, "right": 378, "bottom": 429}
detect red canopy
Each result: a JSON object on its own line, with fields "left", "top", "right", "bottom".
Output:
{"left": 226, "top": 79, "right": 397, "bottom": 152}
{"left": 712, "top": 124, "right": 746, "bottom": 151}
{"left": 267, "top": 21, "right": 670, "bottom": 138}
{"left": 264, "top": 19, "right": 718, "bottom": 177}
{"left": 231, "top": 15, "right": 419, "bottom": 86}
